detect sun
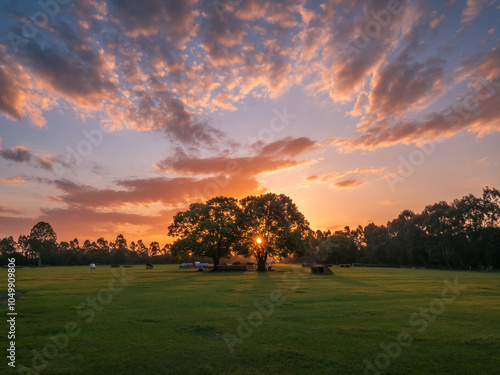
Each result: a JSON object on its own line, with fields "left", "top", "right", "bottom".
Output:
{"left": 256, "top": 237, "right": 262, "bottom": 244}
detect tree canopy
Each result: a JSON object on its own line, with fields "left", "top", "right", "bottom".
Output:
{"left": 238, "top": 193, "right": 311, "bottom": 271}
{"left": 168, "top": 196, "right": 242, "bottom": 266}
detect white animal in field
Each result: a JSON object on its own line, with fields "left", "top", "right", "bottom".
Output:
{"left": 90, "top": 263, "right": 96, "bottom": 270}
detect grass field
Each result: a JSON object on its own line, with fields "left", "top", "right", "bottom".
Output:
{"left": 2, "top": 265, "right": 500, "bottom": 375}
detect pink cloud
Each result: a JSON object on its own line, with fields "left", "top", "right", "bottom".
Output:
{"left": 461, "top": 0, "right": 490, "bottom": 24}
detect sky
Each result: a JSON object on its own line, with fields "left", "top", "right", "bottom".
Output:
{"left": 0, "top": 0, "right": 499, "bottom": 246}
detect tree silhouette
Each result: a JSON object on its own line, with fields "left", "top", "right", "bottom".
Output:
{"left": 28, "top": 221, "right": 57, "bottom": 266}
{"left": 239, "top": 193, "right": 311, "bottom": 271}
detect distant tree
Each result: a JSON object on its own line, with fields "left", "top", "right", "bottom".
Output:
{"left": 238, "top": 193, "right": 311, "bottom": 271}
{"left": 69, "top": 238, "right": 80, "bottom": 250}
{"left": 482, "top": 186, "right": 500, "bottom": 227}
{"left": 149, "top": 241, "right": 160, "bottom": 258}
{"left": 27, "top": 221, "right": 58, "bottom": 266}
{"left": 421, "top": 201, "right": 464, "bottom": 268}
{"left": 386, "top": 210, "right": 416, "bottom": 266}
{"left": 168, "top": 196, "right": 241, "bottom": 266}
{"left": 17, "top": 235, "right": 32, "bottom": 263}
{"left": 362, "top": 223, "right": 389, "bottom": 264}
{"left": 135, "top": 240, "right": 148, "bottom": 262}
{"left": 129, "top": 241, "right": 136, "bottom": 252}
{"left": 0, "top": 236, "right": 16, "bottom": 255}
{"left": 111, "top": 234, "right": 128, "bottom": 264}
{"left": 317, "top": 230, "right": 357, "bottom": 264}
{"left": 161, "top": 243, "right": 170, "bottom": 256}
{"left": 0, "top": 236, "right": 17, "bottom": 264}
{"left": 96, "top": 237, "right": 110, "bottom": 263}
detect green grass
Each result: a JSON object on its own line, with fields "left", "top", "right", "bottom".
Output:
{"left": 2, "top": 265, "right": 500, "bottom": 374}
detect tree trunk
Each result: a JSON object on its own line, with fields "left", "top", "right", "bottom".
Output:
{"left": 257, "top": 255, "right": 267, "bottom": 272}
{"left": 213, "top": 258, "right": 220, "bottom": 267}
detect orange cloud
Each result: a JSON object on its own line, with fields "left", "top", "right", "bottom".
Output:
{"left": 0, "top": 176, "right": 26, "bottom": 186}
{"left": 334, "top": 178, "right": 365, "bottom": 189}
{"left": 156, "top": 137, "right": 318, "bottom": 177}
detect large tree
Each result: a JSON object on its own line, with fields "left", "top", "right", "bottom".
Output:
{"left": 239, "top": 193, "right": 311, "bottom": 271}
{"left": 168, "top": 196, "right": 242, "bottom": 266}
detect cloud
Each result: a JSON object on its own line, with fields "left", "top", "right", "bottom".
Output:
{"left": 303, "top": 166, "right": 385, "bottom": 189}
{"left": 0, "top": 46, "right": 57, "bottom": 127}
{"left": 0, "top": 139, "right": 57, "bottom": 170}
{"left": 461, "top": 0, "right": 492, "bottom": 24}
{"left": 51, "top": 174, "right": 265, "bottom": 210}
{"left": 0, "top": 65, "right": 23, "bottom": 121}
{"left": 366, "top": 56, "right": 446, "bottom": 121}
{"left": 1, "top": 0, "right": 499, "bottom": 154}
{"left": 258, "top": 137, "right": 318, "bottom": 157}
{"left": 0, "top": 205, "right": 22, "bottom": 215}
{"left": 333, "top": 178, "right": 365, "bottom": 189}
{"left": 330, "top": 48, "right": 500, "bottom": 152}
{"left": 110, "top": 0, "right": 198, "bottom": 41}
{"left": 157, "top": 137, "right": 318, "bottom": 177}
{"left": 0, "top": 176, "right": 26, "bottom": 186}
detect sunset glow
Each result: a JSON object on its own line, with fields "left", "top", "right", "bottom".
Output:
{"left": 0, "top": 0, "right": 499, "bottom": 245}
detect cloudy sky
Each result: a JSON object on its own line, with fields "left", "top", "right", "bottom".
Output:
{"left": 0, "top": 0, "right": 499, "bottom": 245}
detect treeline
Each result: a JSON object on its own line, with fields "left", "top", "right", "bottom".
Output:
{"left": 311, "top": 187, "right": 500, "bottom": 269}
{"left": 1, "top": 187, "right": 499, "bottom": 269}
{"left": 0, "top": 225, "right": 183, "bottom": 266}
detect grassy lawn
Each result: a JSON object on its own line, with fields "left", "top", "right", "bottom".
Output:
{"left": 2, "top": 265, "right": 500, "bottom": 374}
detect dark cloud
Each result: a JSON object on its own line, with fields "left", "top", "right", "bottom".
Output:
{"left": 21, "top": 42, "right": 117, "bottom": 107}
{"left": 110, "top": 0, "right": 197, "bottom": 40}
{"left": 0, "top": 140, "right": 55, "bottom": 170}
{"left": 369, "top": 57, "right": 446, "bottom": 119}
